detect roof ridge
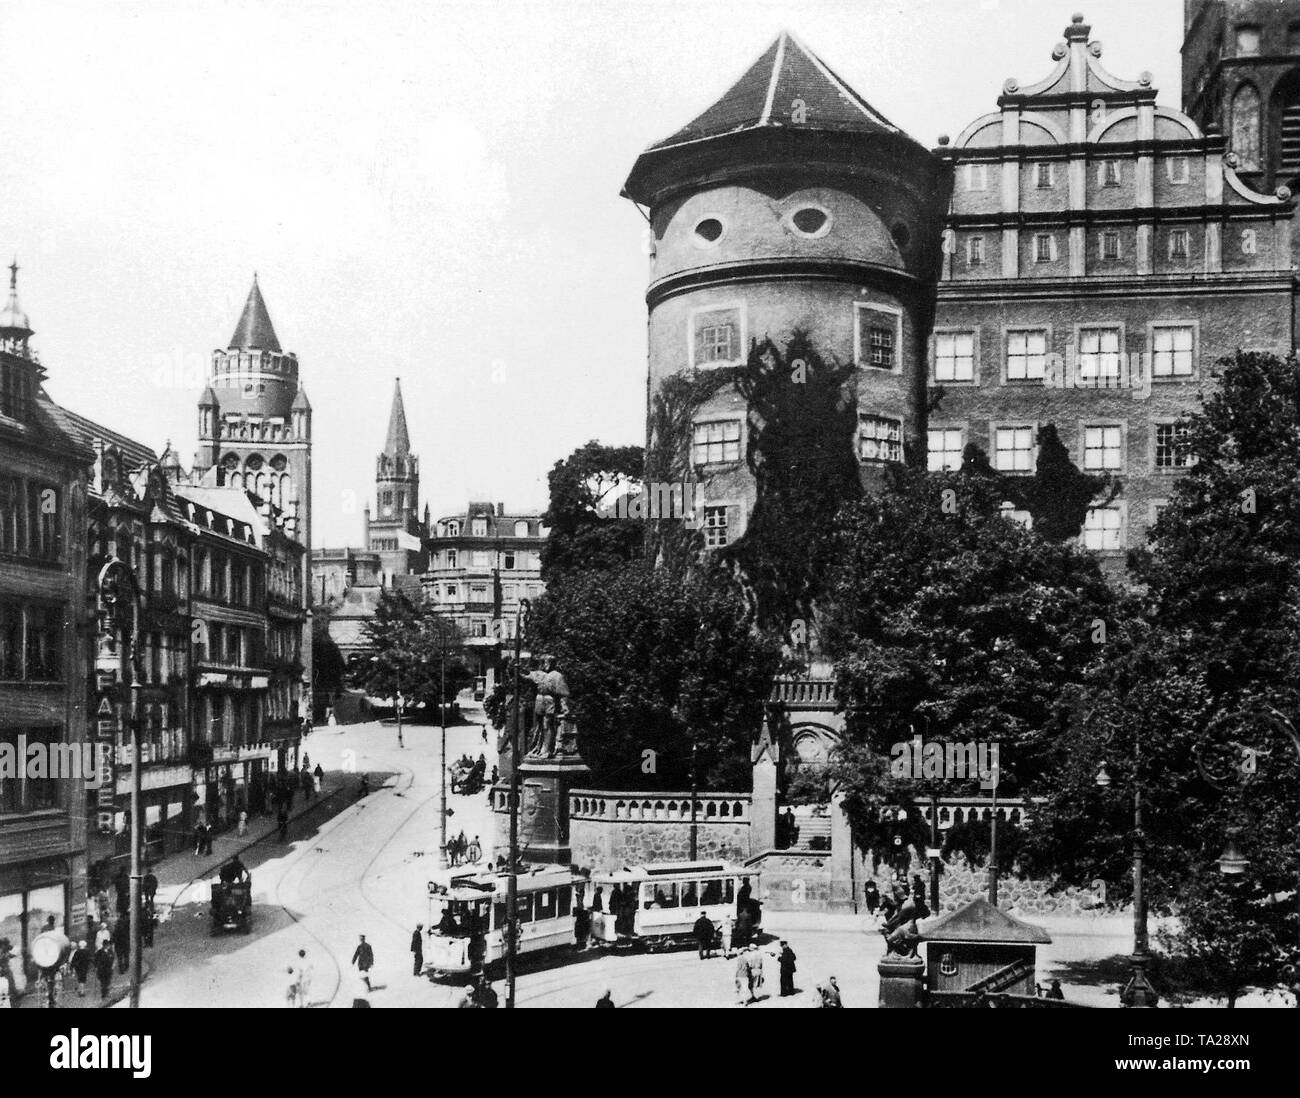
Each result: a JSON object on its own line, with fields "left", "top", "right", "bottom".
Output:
{"left": 759, "top": 30, "right": 788, "bottom": 126}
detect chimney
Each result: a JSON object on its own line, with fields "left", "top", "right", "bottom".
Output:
{"left": 496, "top": 502, "right": 504, "bottom": 516}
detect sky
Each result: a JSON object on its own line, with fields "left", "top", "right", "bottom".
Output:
{"left": 0, "top": 0, "right": 1183, "bottom": 548}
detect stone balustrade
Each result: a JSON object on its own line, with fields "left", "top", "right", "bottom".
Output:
{"left": 568, "top": 790, "right": 750, "bottom": 823}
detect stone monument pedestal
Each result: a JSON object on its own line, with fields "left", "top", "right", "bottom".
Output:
{"left": 877, "top": 953, "right": 925, "bottom": 1008}
{"left": 515, "top": 753, "right": 591, "bottom": 865}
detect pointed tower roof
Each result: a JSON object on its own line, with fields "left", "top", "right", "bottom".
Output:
{"left": 625, "top": 31, "right": 930, "bottom": 206}
{"left": 383, "top": 378, "right": 410, "bottom": 456}
{"left": 198, "top": 384, "right": 219, "bottom": 407}
{"left": 649, "top": 31, "right": 901, "bottom": 152}
{"left": 291, "top": 383, "right": 312, "bottom": 411}
{"left": 228, "top": 274, "right": 281, "bottom": 352}
{"left": 0, "top": 259, "right": 33, "bottom": 337}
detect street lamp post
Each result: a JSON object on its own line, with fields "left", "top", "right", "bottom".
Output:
{"left": 1091, "top": 709, "right": 1159, "bottom": 1008}
{"left": 98, "top": 558, "right": 144, "bottom": 1010}
{"left": 438, "top": 629, "right": 447, "bottom": 870}
{"left": 506, "top": 598, "right": 530, "bottom": 1009}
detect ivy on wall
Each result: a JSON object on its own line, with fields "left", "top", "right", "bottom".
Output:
{"left": 645, "top": 367, "right": 738, "bottom": 571}
{"left": 723, "top": 331, "right": 862, "bottom": 632}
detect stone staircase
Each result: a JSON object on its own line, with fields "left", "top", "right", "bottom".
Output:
{"left": 790, "top": 806, "right": 832, "bottom": 851}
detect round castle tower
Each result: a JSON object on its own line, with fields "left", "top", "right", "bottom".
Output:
{"left": 624, "top": 31, "right": 951, "bottom": 538}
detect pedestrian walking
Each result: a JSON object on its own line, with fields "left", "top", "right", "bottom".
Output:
{"left": 735, "top": 949, "right": 752, "bottom": 1005}
{"left": 94, "top": 887, "right": 111, "bottom": 928}
{"left": 693, "top": 911, "right": 715, "bottom": 960}
{"left": 69, "top": 941, "right": 91, "bottom": 998}
{"left": 93, "top": 942, "right": 114, "bottom": 1000}
{"left": 411, "top": 925, "right": 424, "bottom": 975}
{"left": 595, "top": 989, "right": 614, "bottom": 1009}
{"left": 237, "top": 809, "right": 248, "bottom": 838}
{"left": 1047, "top": 979, "right": 1065, "bottom": 1001}
{"left": 574, "top": 904, "right": 590, "bottom": 951}
{"left": 747, "top": 944, "right": 764, "bottom": 1000}
{"left": 864, "top": 880, "right": 880, "bottom": 918}
{"left": 720, "top": 913, "right": 733, "bottom": 958}
{"left": 143, "top": 869, "right": 158, "bottom": 906}
{"left": 474, "top": 975, "right": 498, "bottom": 1008}
{"left": 112, "top": 918, "right": 130, "bottom": 974}
{"left": 285, "top": 966, "right": 300, "bottom": 1008}
{"left": 351, "top": 934, "right": 374, "bottom": 991}
{"left": 778, "top": 940, "right": 797, "bottom": 997}
{"left": 114, "top": 868, "right": 130, "bottom": 917}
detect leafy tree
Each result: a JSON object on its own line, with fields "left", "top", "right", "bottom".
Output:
{"left": 1028, "top": 353, "right": 1300, "bottom": 996}
{"left": 525, "top": 561, "right": 785, "bottom": 789}
{"left": 822, "top": 464, "right": 1116, "bottom": 857}
{"left": 1157, "top": 873, "right": 1286, "bottom": 1008}
{"left": 539, "top": 441, "right": 644, "bottom": 581}
{"left": 348, "top": 588, "right": 473, "bottom": 714}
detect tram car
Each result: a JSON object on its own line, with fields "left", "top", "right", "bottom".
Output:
{"left": 424, "top": 864, "right": 580, "bottom": 977}
{"left": 587, "top": 861, "right": 761, "bottom": 951}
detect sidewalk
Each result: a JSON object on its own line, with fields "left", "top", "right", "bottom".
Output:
{"left": 14, "top": 764, "right": 359, "bottom": 1010}
{"left": 153, "top": 768, "right": 352, "bottom": 907}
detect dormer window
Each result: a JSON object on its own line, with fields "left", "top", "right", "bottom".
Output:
{"left": 471, "top": 518, "right": 487, "bottom": 537}
{"left": 446, "top": 521, "right": 460, "bottom": 537}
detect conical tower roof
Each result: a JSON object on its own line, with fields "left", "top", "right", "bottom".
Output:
{"left": 383, "top": 378, "right": 410, "bottom": 456}
{"left": 624, "top": 31, "right": 931, "bottom": 207}
{"left": 649, "top": 30, "right": 901, "bottom": 152}
{"left": 228, "top": 274, "right": 281, "bottom": 352}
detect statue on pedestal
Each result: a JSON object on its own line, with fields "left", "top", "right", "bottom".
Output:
{"left": 526, "top": 656, "right": 572, "bottom": 759}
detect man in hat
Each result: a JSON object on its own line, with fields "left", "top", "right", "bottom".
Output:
{"left": 410, "top": 924, "right": 424, "bottom": 976}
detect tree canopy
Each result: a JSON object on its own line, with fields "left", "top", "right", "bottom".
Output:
{"left": 821, "top": 463, "right": 1117, "bottom": 855}
{"left": 525, "top": 561, "right": 785, "bottom": 790}
{"left": 348, "top": 587, "right": 474, "bottom": 713}
{"left": 539, "top": 440, "right": 644, "bottom": 582}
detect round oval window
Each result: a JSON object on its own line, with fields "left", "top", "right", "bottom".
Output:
{"left": 792, "top": 207, "right": 828, "bottom": 235}
{"left": 694, "top": 218, "right": 724, "bottom": 243}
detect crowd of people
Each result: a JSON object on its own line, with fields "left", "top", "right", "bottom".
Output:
{"left": 1, "top": 865, "right": 162, "bottom": 1009}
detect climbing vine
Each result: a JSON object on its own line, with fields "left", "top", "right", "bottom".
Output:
{"left": 723, "top": 331, "right": 861, "bottom": 633}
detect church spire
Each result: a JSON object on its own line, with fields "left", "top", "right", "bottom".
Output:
{"left": 383, "top": 377, "right": 411, "bottom": 456}
{"left": 228, "top": 273, "right": 281, "bottom": 352}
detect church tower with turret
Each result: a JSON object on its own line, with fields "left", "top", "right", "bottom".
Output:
{"left": 194, "top": 275, "right": 312, "bottom": 552}
{"left": 365, "top": 377, "right": 427, "bottom": 581}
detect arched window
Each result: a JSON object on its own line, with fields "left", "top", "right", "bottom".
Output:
{"left": 1233, "top": 83, "right": 1262, "bottom": 171}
